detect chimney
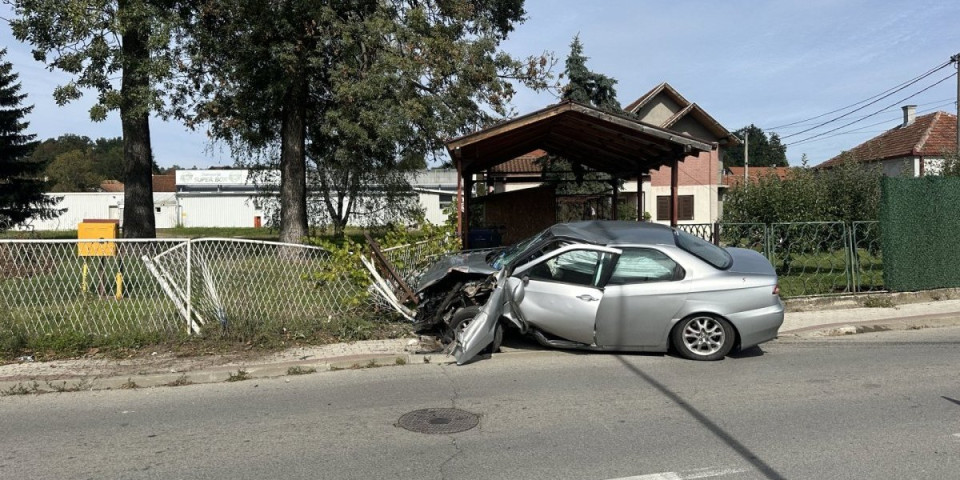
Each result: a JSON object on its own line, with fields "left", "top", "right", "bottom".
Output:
{"left": 901, "top": 105, "right": 916, "bottom": 127}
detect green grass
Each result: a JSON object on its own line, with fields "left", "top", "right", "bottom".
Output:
{"left": 0, "top": 230, "right": 78, "bottom": 240}
{"left": 772, "top": 248, "right": 883, "bottom": 297}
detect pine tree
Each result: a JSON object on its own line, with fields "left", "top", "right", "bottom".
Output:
{"left": 0, "top": 49, "right": 59, "bottom": 231}
{"left": 561, "top": 35, "right": 621, "bottom": 113}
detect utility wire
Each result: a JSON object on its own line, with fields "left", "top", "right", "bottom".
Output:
{"left": 766, "top": 60, "right": 951, "bottom": 131}
{"left": 772, "top": 97, "right": 953, "bottom": 130}
{"left": 787, "top": 100, "right": 956, "bottom": 145}
{"left": 787, "top": 72, "right": 957, "bottom": 146}
{"left": 780, "top": 62, "right": 952, "bottom": 139}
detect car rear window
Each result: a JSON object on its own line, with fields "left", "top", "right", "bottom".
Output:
{"left": 674, "top": 230, "right": 732, "bottom": 270}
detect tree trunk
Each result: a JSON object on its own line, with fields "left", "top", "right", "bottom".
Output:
{"left": 120, "top": 0, "right": 156, "bottom": 238}
{"left": 278, "top": 78, "right": 309, "bottom": 244}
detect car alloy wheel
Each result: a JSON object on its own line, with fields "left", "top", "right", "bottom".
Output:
{"left": 674, "top": 315, "right": 734, "bottom": 361}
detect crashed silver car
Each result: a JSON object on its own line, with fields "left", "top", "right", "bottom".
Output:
{"left": 412, "top": 220, "right": 784, "bottom": 365}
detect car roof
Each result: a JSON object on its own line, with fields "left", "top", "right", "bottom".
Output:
{"left": 548, "top": 220, "right": 677, "bottom": 246}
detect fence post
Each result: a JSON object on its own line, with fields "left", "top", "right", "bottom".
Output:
{"left": 843, "top": 223, "right": 854, "bottom": 293}
{"left": 712, "top": 222, "right": 720, "bottom": 246}
{"left": 186, "top": 239, "right": 192, "bottom": 334}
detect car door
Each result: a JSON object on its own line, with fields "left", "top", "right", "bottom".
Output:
{"left": 511, "top": 245, "right": 620, "bottom": 345}
{"left": 594, "top": 247, "right": 690, "bottom": 347}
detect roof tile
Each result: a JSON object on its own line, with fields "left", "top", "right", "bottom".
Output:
{"left": 820, "top": 111, "right": 957, "bottom": 167}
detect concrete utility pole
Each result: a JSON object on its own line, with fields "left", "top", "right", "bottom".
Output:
{"left": 953, "top": 53, "right": 960, "bottom": 153}
{"left": 744, "top": 130, "right": 749, "bottom": 189}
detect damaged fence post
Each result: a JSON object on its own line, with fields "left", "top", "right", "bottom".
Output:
{"left": 186, "top": 239, "right": 193, "bottom": 335}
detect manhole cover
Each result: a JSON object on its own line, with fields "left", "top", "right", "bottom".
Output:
{"left": 397, "top": 408, "right": 479, "bottom": 434}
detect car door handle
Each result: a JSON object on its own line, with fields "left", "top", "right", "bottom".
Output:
{"left": 576, "top": 294, "right": 599, "bottom": 302}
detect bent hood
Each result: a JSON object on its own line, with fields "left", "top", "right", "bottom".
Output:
{"left": 416, "top": 250, "right": 498, "bottom": 292}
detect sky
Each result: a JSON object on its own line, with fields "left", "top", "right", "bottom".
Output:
{"left": 1, "top": 0, "right": 959, "bottom": 168}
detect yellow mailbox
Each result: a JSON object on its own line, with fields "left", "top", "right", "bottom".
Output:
{"left": 78, "top": 220, "right": 119, "bottom": 257}
{"left": 78, "top": 220, "right": 123, "bottom": 298}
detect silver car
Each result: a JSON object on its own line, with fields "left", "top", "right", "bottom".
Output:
{"left": 412, "top": 221, "right": 784, "bottom": 365}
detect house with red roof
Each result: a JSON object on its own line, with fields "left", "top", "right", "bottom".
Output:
{"left": 722, "top": 166, "right": 792, "bottom": 187}
{"left": 818, "top": 106, "right": 957, "bottom": 176}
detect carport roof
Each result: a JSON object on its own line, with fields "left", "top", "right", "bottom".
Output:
{"left": 445, "top": 101, "right": 716, "bottom": 177}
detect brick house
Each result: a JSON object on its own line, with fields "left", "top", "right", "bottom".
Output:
{"left": 623, "top": 83, "right": 739, "bottom": 223}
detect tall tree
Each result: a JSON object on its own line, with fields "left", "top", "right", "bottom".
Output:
{"left": 30, "top": 135, "right": 128, "bottom": 189}
{"left": 542, "top": 35, "right": 623, "bottom": 220}
{"left": 11, "top": 0, "right": 182, "bottom": 237}
{"left": 725, "top": 124, "right": 788, "bottom": 167}
{"left": 0, "top": 48, "right": 59, "bottom": 230}
{"left": 561, "top": 35, "right": 620, "bottom": 113}
{"left": 176, "top": 0, "right": 553, "bottom": 239}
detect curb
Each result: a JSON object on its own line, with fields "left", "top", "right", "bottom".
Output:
{"left": 0, "top": 351, "right": 458, "bottom": 395}
{"left": 780, "top": 311, "right": 960, "bottom": 337}
{"left": 4, "top": 308, "right": 960, "bottom": 395}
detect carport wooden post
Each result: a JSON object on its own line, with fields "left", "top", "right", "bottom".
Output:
{"left": 611, "top": 178, "right": 619, "bottom": 220}
{"left": 670, "top": 159, "right": 679, "bottom": 227}
{"left": 636, "top": 172, "right": 644, "bottom": 221}
{"left": 456, "top": 157, "right": 463, "bottom": 245}
{"left": 462, "top": 176, "right": 474, "bottom": 248}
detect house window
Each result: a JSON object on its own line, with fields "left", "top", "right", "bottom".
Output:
{"left": 656, "top": 195, "right": 694, "bottom": 221}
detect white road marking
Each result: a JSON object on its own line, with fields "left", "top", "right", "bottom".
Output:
{"left": 605, "top": 466, "right": 747, "bottom": 480}
{"left": 953, "top": 433, "right": 960, "bottom": 440}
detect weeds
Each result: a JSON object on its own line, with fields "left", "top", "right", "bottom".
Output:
{"left": 44, "top": 378, "right": 93, "bottom": 393}
{"left": 166, "top": 374, "right": 192, "bottom": 387}
{"left": 395, "top": 357, "right": 406, "bottom": 365}
{"left": 226, "top": 369, "right": 250, "bottom": 382}
{"left": 862, "top": 296, "right": 896, "bottom": 308}
{"left": 120, "top": 378, "right": 139, "bottom": 389}
{"left": 286, "top": 366, "right": 317, "bottom": 376}
{"left": 2, "top": 381, "right": 41, "bottom": 396}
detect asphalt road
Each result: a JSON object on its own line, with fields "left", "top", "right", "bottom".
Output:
{"left": 2, "top": 328, "right": 959, "bottom": 480}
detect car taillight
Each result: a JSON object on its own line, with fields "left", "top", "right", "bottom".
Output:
{"left": 773, "top": 284, "right": 780, "bottom": 296}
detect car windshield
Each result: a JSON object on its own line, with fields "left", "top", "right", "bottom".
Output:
{"left": 488, "top": 229, "right": 551, "bottom": 270}
{"left": 674, "top": 229, "right": 733, "bottom": 270}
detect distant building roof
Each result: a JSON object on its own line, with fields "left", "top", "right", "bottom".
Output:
{"left": 100, "top": 180, "right": 124, "bottom": 192}
{"left": 723, "top": 166, "right": 791, "bottom": 186}
{"left": 488, "top": 149, "right": 547, "bottom": 174}
{"left": 98, "top": 175, "right": 177, "bottom": 193}
{"left": 819, "top": 111, "right": 957, "bottom": 168}
{"left": 624, "top": 82, "right": 740, "bottom": 146}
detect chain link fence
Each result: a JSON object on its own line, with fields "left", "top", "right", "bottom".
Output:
{"left": 0, "top": 222, "right": 887, "bottom": 344}
{"left": 0, "top": 238, "right": 365, "bottom": 341}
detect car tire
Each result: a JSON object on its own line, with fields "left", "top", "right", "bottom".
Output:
{"left": 449, "top": 305, "right": 501, "bottom": 354}
{"left": 672, "top": 314, "right": 735, "bottom": 361}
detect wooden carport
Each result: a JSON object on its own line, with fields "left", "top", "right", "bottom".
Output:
{"left": 445, "top": 101, "right": 716, "bottom": 247}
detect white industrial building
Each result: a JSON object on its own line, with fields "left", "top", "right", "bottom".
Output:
{"left": 21, "top": 169, "right": 459, "bottom": 231}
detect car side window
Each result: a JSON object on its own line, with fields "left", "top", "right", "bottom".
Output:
{"left": 516, "top": 240, "right": 569, "bottom": 268}
{"left": 526, "top": 249, "right": 601, "bottom": 286}
{"left": 607, "top": 248, "right": 682, "bottom": 285}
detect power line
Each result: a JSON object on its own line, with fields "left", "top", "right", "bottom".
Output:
{"left": 771, "top": 97, "right": 954, "bottom": 130}
{"left": 780, "top": 62, "right": 953, "bottom": 139}
{"left": 766, "top": 60, "right": 952, "bottom": 131}
{"left": 786, "top": 101, "right": 957, "bottom": 146}
{"left": 786, "top": 71, "right": 957, "bottom": 146}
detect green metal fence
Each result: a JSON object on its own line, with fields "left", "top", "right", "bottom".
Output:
{"left": 678, "top": 221, "right": 882, "bottom": 298}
